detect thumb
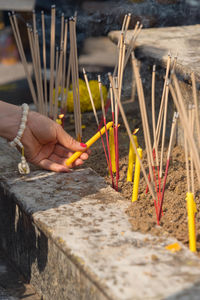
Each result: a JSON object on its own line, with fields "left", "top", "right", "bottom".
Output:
{"left": 56, "top": 126, "right": 87, "bottom": 152}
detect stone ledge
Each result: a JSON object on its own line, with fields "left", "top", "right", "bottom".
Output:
{"left": 108, "top": 25, "right": 200, "bottom": 81}
{"left": 1, "top": 137, "right": 200, "bottom": 299}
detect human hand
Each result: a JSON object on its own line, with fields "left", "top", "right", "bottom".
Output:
{"left": 21, "top": 111, "right": 90, "bottom": 172}
{"left": 0, "top": 101, "right": 90, "bottom": 172}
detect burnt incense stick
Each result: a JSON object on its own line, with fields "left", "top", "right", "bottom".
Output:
{"left": 9, "top": 13, "right": 38, "bottom": 109}
{"left": 108, "top": 73, "right": 159, "bottom": 223}
{"left": 27, "top": 25, "right": 42, "bottom": 112}
{"left": 83, "top": 68, "right": 112, "bottom": 181}
{"left": 49, "top": 5, "right": 56, "bottom": 118}
{"left": 35, "top": 30, "right": 45, "bottom": 115}
{"left": 151, "top": 65, "right": 161, "bottom": 204}
{"left": 123, "top": 13, "right": 131, "bottom": 40}
{"left": 170, "top": 74, "right": 200, "bottom": 185}
{"left": 113, "top": 77, "right": 120, "bottom": 184}
{"left": 132, "top": 53, "right": 161, "bottom": 217}
{"left": 124, "top": 23, "right": 142, "bottom": 70}
{"left": 160, "top": 80, "right": 169, "bottom": 177}
{"left": 154, "top": 53, "right": 171, "bottom": 149}
{"left": 60, "top": 12, "right": 65, "bottom": 48}
{"left": 158, "top": 111, "right": 179, "bottom": 220}
{"left": 191, "top": 72, "right": 200, "bottom": 150}
{"left": 32, "top": 10, "right": 37, "bottom": 37}
{"left": 70, "top": 18, "right": 82, "bottom": 141}
{"left": 70, "top": 19, "right": 79, "bottom": 139}
{"left": 152, "top": 65, "right": 159, "bottom": 167}
{"left": 184, "top": 128, "right": 190, "bottom": 192}
{"left": 113, "top": 15, "right": 128, "bottom": 76}
{"left": 61, "top": 19, "right": 68, "bottom": 110}
{"left": 189, "top": 105, "right": 195, "bottom": 195}
{"left": 132, "top": 54, "right": 154, "bottom": 183}
{"left": 98, "top": 75, "right": 115, "bottom": 188}
{"left": 54, "top": 48, "right": 64, "bottom": 120}
{"left": 41, "top": 11, "right": 48, "bottom": 115}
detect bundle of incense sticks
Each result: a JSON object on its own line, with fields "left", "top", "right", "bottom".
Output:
{"left": 129, "top": 52, "right": 187, "bottom": 224}
{"left": 9, "top": 7, "right": 82, "bottom": 140}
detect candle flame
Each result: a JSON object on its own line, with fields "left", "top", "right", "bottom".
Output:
{"left": 59, "top": 114, "right": 64, "bottom": 119}
{"left": 133, "top": 128, "right": 139, "bottom": 135}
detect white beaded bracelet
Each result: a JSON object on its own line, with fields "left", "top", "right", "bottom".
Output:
{"left": 9, "top": 103, "right": 29, "bottom": 149}
{"left": 9, "top": 103, "right": 30, "bottom": 174}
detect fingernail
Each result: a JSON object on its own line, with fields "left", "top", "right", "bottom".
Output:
{"left": 80, "top": 143, "right": 87, "bottom": 148}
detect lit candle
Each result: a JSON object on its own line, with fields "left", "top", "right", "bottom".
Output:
{"left": 66, "top": 121, "right": 113, "bottom": 166}
{"left": 132, "top": 148, "right": 143, "bottom": 202}
{"left": 56, "top": 118, "right": 62, "bottom": 125}
{"left": 186, "top": 192, "right": 197, "bottom": 252}
{"left": 127, "top": 132, "right": 138, "bottom": 182}
{"left": 109, "top": 126, "right": 116, "bottom": 173}
{"left": 56, "top": 114, "right": 64, "bottom": 126}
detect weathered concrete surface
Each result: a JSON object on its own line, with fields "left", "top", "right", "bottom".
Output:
{"left": 109, "top": 25, "right": 200, "bottom": 81}
{"left": 79, "top": 37, "right": 117, "bottom": 73}
{"left": 0, "top": 0, "right": 35, "bottom": 11}
{"left": 1, "top": 137, "right": 200, "bottom": 299}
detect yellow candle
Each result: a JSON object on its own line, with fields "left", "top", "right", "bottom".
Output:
{"left": 132, "top": 148, "right": 143, "bottom": 202}
{"left": 186, "top": 192, "right": 197, "bottom": 252}
{"left": 66, "top": 121, "right": 113, "bottom": 166}
{"left": 109, "top": 127, "right": 116, "bottom": 173}
{"left": 127, "top": 134, "right": 138, "bottom": 182}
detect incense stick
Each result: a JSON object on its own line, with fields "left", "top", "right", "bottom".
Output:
{"left": 61, "top": 19, "right": 68, "bottom": 110}
{"left": 154, "top": 53, "right": 171, "bottom": 149}
{"left": 158, "top": 111, "right": 179, "bottom": 220}
{"left": 108, "top": 73, "right": 159, "bottom": 222}
{"left": 70, "top": 18, "right": 82, "bottom": 141}
{"left": 41, "top": 11, "right": 48, "bottom": 115}
{"left": 35, "top": 30, "right": 45, "bottom": 115}
{"left": 191, "top": 72, "right": 200, "bottom": 150}
{"left": 26, "top": 25, "right": 42, "bottom": 112}
{"left": 170, "top": 74, "right": 200, "bottom": 185}
{"left": 98, "top": 75, "right": 115, "bottom": 188}
{"left": 159, "top": 80, "right": 169, "bottom": 177}
{"left": 9, "top": 13, "right": 38, "bottom": 109}
{"left": 49, "top": 5, "right": 56, "bottom": 118}
{"left": 54, "top": 48, "right": 64, "bottom": 120}
{"left": 189, "top": 105, "right": 195, "bottom": 195}
{"left": 132, "top": 54, "right": 154, "bottom": 183}
{"left": 83, "top": 68, "right": 111, "bottom": 180}
{"left": 124, "top": 23, "right": 142, "bottom": 71}
{"left": 152, "top": 65, "right": 159, "bottom": 167}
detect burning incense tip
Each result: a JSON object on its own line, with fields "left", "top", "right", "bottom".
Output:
{"left": 65, "top": 121, "right": 113, "bottom": 166}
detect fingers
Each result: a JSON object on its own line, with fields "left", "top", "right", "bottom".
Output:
{"left": 38, "top": 151, "right": 88, "bottom": 172}
{"left": 56, "top": 126, "right": 87, "bottom": 152}
{"left": 39, "top": 159, "right": 70, "bottom": 172}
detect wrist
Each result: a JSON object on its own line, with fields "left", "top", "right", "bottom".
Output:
{"left": 0, "top": 101, "right": 22, "bottom": 141}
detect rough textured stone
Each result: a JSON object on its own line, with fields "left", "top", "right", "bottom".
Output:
{"left": 1, "top": 137, "right": 200, "bottom": 299}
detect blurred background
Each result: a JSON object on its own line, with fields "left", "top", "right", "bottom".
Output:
{"left": 0, "top": 0, "right": 200, "bottom": 105}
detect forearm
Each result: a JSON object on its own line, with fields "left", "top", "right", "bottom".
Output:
{"left": 0, "top": 101, "right": 21, "bottom": 141}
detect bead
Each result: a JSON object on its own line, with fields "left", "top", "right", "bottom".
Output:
{"left": 14, "top": 137, "right": 18, "bottom": 144}
{"left": 20, "top": 124, "right": 25, "bottom": 130}
{"left": 18, "top": 129, "right": 23, "bottom": 136}
{"left": 21, "top": 116, "right": 27, "bottom": 123}
{"left": 9, "top": 103, "right": 29, "bottom": 151}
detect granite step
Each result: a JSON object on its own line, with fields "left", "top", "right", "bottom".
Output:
{"left": 1, "top": 137, "right": 200, "bottom": 300}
